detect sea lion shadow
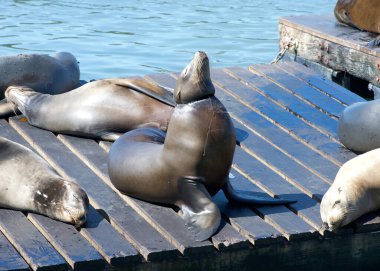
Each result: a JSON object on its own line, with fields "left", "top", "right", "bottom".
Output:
{"left": 83, "top": 206, "right": 111, "bottom": 229}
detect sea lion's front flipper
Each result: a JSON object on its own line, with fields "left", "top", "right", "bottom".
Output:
{"left": 177, "top": 176, "right": 221, "bottom": 241}
{"left": 0, "top": 99, "right": 19, "bottom": 118}
{"left": 223, "top": 180, "right": 296, "bottom": 205}
{"left": 367, "top": 35, "right": 380, "bottom": 48}
{"left": 116, "top": 78, "right": 176, "bottom": 107}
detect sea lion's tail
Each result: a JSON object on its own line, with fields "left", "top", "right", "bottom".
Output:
{"left": 0, "top": 99, "right": 18, "bottom": 118}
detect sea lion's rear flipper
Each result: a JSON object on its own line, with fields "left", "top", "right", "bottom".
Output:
{"left": 177, "top": 176, "right": 221, "bottom": 241}
{"left": 0, "top": 99, "right": 19, "bottom": 118}
{"left": 223, "top": 180, "right": 296, "bottom": 205}
{"left": 367, "top": 35, "right": 380, "bottom": 48}
{"left": 116, "top": 78, "right": 176, "bottom": 107}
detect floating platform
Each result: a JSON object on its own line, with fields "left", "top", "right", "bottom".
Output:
{"left": 1, "top": 61, "right": 380, "bottom": 271}
{"left": 279, "top": 14, "right": 380, "bottom": 99}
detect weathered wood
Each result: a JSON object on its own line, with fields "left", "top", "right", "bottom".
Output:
{"left": 57, "top": 134, "right": 216, "bottom": 256}
{"left": 80, "top": 206, "right": 141, "bottom": 266}
{"left": 212, "top": 68, "right": 341, "bottom": 180}
{"left": 276, "top": 61, "right": 366, "bottom": 105}
{"left": 0, "top": 232, "right": 29, "bottom": 271}
{"left": 225, "top": 66, "right": 339, "bottom": 138}
{"left": 28, "top": 214, "right": 105, "bottom": 271}
{"left": 9, "top": 118, "right": 180, "bottom": 262}
{"left": 249, "top": 64, "right": 346, "bottom": 118}
{"left": 0, "top": 210, "right": 67, "bottom": 271}
{"left": 279, "top": 15, "right": 380, "bottom": 87}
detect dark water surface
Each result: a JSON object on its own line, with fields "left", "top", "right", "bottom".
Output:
{"left": 1, "top": 1, "right": 335, "bottom": 80}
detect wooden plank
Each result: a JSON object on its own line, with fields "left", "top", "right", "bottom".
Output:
{"left": 0, "top": 119, "right": 141, "bottom": 266}
{"left": 213, "top": 190, "right": 286, "bottom": 246}
{"left": 79, "top": 206, "right": 141, "bottom": 266}
{"left": 249, "top": 64, "right": 346, "bottom": 118}
{"left": 224, "top": 66, "right": 339, "bottom": 138}
{"left": 0, "top": 232, "right": 29, "bottom": 271}
{"left": 27, "top": 214, "right": 105, "bottom": 271}
{"left": 214, "top": 76, "right": 355, "bottom": 166}
{"left": 213, "top": 68, "right": 341, "bottom": 179}
{"left": 57, "top": 134, "right": 216, "bottom": 256}
{"left": 279, "top": 14, "right": 380, "bottom": 57}
{"left": 279, "top": 17, "right": 380, "bottom": 87}
{"left": 276, "top": 61, "right": 366, "bottom": 105}
{"left": 0, "top": 210, "right": 67, "bottom": 271}
{"left": 8, "top": 118, "right": 180, "bottom": 262}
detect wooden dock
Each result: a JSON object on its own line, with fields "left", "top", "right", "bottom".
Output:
{"left": 279, "top": 14, "right": 380, "bottom": 99}
{"left": 1, "top": 61, "right": 380, "bottom": 271}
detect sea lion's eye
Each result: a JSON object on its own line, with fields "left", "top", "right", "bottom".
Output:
{"left": 333, "top": 200, "right": 341, "bottom": 207}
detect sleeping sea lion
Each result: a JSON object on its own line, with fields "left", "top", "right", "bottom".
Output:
{"left": 321, "top": 148, "right": 380, "bottom": 230}
{"left": 334, "top": 0, "right": 380, "bottom": 47}
{"left": 0, "top": 52, "right": 80, "bottom": 117}
{"left": 0, "top": 136, "right": 88, "bottom": 226}
{"left": 5, "top": 77, "right": 175, "bottom": 141}
{"left": 108, "top": 51, "right": 295, "bottom": 241}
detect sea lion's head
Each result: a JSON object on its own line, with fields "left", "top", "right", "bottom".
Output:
{"left": 320, "top": 181, "right": 364, "bottom": 231}
{"left": 334, "top": 0, "right": 354, "bottom": 26}
{"left": 174, "top": 51, "right": 215, "bottom": 104}
{"left": 52, "top": 52, "right": 80, "bottom": 85}
{"left": 34, "top": 179, "right": 89, "bottom": 227}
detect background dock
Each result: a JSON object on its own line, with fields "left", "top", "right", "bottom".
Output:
{"left": 1, "top": 61, "right": 380, "bottom": 271}
{"left": 279, "top": 14, "right": 380, "bottom": 99}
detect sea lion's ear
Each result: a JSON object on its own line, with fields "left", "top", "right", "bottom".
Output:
{"left": 176, "top": 176, "right": 221, "bottom": 241}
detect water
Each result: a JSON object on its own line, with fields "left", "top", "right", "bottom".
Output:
{"left": 1, "top": 0, "right": 335, "bottom": 80}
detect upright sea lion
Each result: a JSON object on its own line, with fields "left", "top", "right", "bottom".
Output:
{"left": 108, "top": 51, "right": 295, "bottom": 241}
{"left": 321, "top": 148, "right": 380, "bottom": 230}
{"left": 338, "top": 99, "right": 380, "bottom": 152}
{"left": 0, "top": 52, "right": 80, "bottom": 117}
{"left": 0, "top": 136, "right": 88, "bottom": 226}
{"left": 5, "top": 77, "right": 175, "bottom": 141}
{"left": 334, "top": 0, "right": 380, "bottom": 47}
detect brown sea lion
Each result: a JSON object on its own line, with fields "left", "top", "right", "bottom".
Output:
{"left": 334, "top": 0, "right": 380, "bottom": 47}
{"left": 108, "top": 51, "right": 295, "bottom": 241}
{"left": 5, "top": 77, "right": 176, "bottom": 141}
{"left": 321, "top": 148, "right": 380, "bottom": 230}
{"left": 0, "top": 136, "right": 88, "bottom": 226}
{"left": 0, "top": 52, "right": 80, "bottom": 117}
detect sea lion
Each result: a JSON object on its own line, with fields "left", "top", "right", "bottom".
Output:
{"left": 334, "top": 0, "right": 380, "bottom": 47}
{"left": 0, "top": 52, "right": 80, "bottom": 117}
{"left": 5, "top": 77, "right": 176, "bottom": 141}
{"left": 338, "top": 99, "right": 380, "bottom": 152}
{"left": 321, "top": 148, "right": 380, "bottom": 230}
{"left": 108, "top": 51, "right": 295, "bottom": 241}
{"left": 0, "top": 136, "right": 88, "bottom": 226}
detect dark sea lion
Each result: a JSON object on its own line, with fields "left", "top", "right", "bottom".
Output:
{"left": 0, "top": 136, "right": 88, "bottom": 226}
{"left": 108, "top": 51, "right": 295, "bottom": 241}
{"left": 5, "top": 77, "right": 175, "bottom": 141}
{"left": 0, "top": 52, "right": 80, "bottom": 117}
{"left": 334, "top": 0, "right": 380, "bottom": 46}
{"left": 338, "top": 100, "right": 380, "bottom": 152}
